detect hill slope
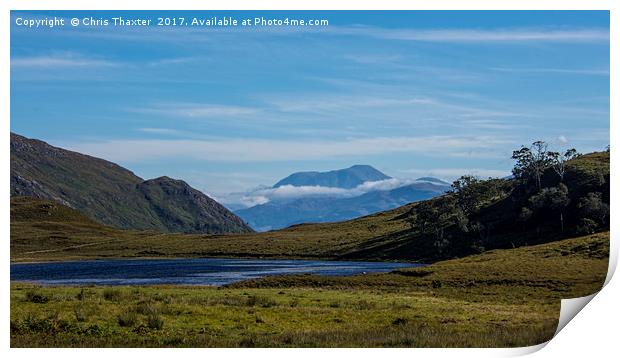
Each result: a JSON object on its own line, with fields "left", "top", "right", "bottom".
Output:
{"left": 10, "top": 133, "right": 252, "bottom": 234}
{"left": 274, "top": 165, "right": 390, "bottom": 189}
{"left": 11, "top": 151, "right": 609, "bottom": 263}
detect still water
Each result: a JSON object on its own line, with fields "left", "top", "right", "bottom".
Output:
{"left": 11, "top": 258, "right": 421, "bottom": 286}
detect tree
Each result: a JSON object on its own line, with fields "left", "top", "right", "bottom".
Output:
{"left": 548, "top": 148, "right": 579, "bottom": 182}
{"left": 531, "top": 141, "right": 552, "bottom": 190}
{"left": 578, "top": 192, "right": 609, "bottom": 226}
{"left": 527, "top": 183, "right": 570, "bottom": 232}
{"left": 433, "top": 197, "right": 457, "bottom": 241}
{"left": 511, "top": 141, "right": 554, "bottom": 190}
{"left": 451, "top": 175, "right": 482, "bottom": 215}
{"left": 414, "top": 202, "right": 438, "bottom": 235}
{"left": 511, "top": 146, "right": 534, "bottom": 181}
{"left": 576, "top": 218, "right": 598, "bottom": 235}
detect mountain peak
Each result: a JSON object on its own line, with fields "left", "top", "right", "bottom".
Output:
{"left": 273, "top": 165, "right": 391, "bottom": 189}
{"left": 348, "top": 164, "right": 375, "bottom": 170}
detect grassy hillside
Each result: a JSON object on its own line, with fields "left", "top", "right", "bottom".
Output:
{"left": 231, "top": 232, "right": 609, "bottom": 302}
{"left": 11, "top": 151, "right": 609, "bottom": 263}
{"left": 11, "top": 133, "right": 253, "bottom": 234}
{"left": 11, "top": 232, "right": 608, "bottom": 347}
{"left": 10, "top": 195, "right": 413, "bottom": 262}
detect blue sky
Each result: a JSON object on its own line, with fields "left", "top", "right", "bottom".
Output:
{"left": 10, "top": 10, "right": 610, "bottom": 203}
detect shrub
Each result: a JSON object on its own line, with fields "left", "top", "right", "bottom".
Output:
{"left": 117, "top": 311, "right": 138, "bottom": 327}
{"left": 76, "top": 288, "right": 86, "bottom": 301}
{"left": 103, "top": 289, "right": 124, "bottom": 302}
{"left": 25, "top": 290, "right": 49, "bottom": 303}
{"left": 132, "top": 324, "right": 150, "bottom": 334}
{"left": 246, "top": 295, "right": 276, "bottom": 308}
{"left": 147, "top": 315, "right": 164, "bottom": 330}
{"left": 576, "top": 218, "right": 599, "bottom": 235}
{"left": 289, "top": 298, "right": 299, "bottom": 307}
{"left": 239, "top": 337, "right": 256, "bottom": 348}
{"left": 82, "top": 324, "right": 107, "bottom": 336}
{"left": 74, "top": 306, "right": 87, "bottom": 322}
{"left": 392, "top": 317, "right": 408, "bottom": 326}
{"left": 136, "top": 301, "right": 157, "bottom": 315}
{"left": 578, "top": 192, "right": 609, "bottom": 226}
{"left": 15, "top": 313, "right": 75, "bottom": 334}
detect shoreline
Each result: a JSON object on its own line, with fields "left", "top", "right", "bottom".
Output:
{"left": 10, "top": 253, "right": 427, "bottom": 265}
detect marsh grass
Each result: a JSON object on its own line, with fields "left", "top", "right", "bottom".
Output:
{"left": 116, "top": 311, "right": 138, "bottom": 327}
{"left": 135, "top": 301, "right": 157, "bottom": 316}
{"left": 103, "top": 289, "right": 125, "bottom": 302}
{"left": 146, "top": 315, "right": 164, "bottom": 330}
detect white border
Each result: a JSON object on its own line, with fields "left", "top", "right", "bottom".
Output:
{"left": 1, "top": 1, "right": 616, "bottom": 357}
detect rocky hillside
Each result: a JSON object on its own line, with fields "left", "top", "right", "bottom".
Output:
{"left": 10, "top": 133, "right": 253, "bottom": 234}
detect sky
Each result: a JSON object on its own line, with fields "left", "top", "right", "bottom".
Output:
{"left": 10, "top": 10, "right": 610, "bottom": 205}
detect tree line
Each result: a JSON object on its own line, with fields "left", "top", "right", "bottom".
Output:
{"left": 403, "top": 141, "right": 609, "bottom": 259}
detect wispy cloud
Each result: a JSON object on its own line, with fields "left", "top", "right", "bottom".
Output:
{"left": 330, "top": 26, "right": 609, "bottom": 43}
{"left": 558, "top": 135, "right": 569, "bottom": 145}
{"left": 11, "top": 53, "right": 119, "bottom": 68}
{"left": 268, "top": 95, "right": 436, "bottom": 114}
{"left": 146, "top": 57, "right": 196, "bottom": 67}
{"left": 137, "top": 128, "right": 186, "bottom": 136}
{"left": 220, "top": 177, "right": 448, "bottom": 208}
{"left": 57, "top": 135, "right": 510, "bottom": 163}
{"left": 491, "top": 67, "right": 609, "bottom": 76}
{"left": 128, "top": 103, "right": 261, "bottom": 119}
{"left": 264, "top": 93, "right": 530, "bottom": 128}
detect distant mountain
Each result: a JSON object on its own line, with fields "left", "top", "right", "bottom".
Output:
{"left": 236, "top": 180, "right": 450, "bottom": 231}
{"left": 10, "top": 133, "right": 253, "bottom": 234}
{"left": 274, "top": 165, "right": 391, "bottom": 189}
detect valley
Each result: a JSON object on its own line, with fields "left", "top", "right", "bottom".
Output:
{"left": 9, "top": 133, "right": 611, "bottom": 348}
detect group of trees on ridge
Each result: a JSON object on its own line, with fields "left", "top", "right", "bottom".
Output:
{"left": 402, "top": 141, "right": 609, "bottom": 259}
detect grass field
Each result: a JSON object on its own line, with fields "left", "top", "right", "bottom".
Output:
{"left": 10, "top": 195, "right": 414, "bottom": 263}
{"left": 10, "top": 231, "right": 609, "bottom": 347}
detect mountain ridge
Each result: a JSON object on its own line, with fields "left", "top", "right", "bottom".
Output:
{"left": 274, "top": 164, "right": 391, "bottom": 189}
{"left": 10, "top": 132, "right": 253, "bottom": 234}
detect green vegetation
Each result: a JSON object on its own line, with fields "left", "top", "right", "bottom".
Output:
{"left": 11, "top": 150, "right": 609, "bottom": 263}
{"left": 11, "top": 232, "right": 608, "bottom": 347}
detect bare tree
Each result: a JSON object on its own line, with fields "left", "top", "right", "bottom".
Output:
{"left": 512, "top": 141, "right": 553, "bottom": 191}
{"left": 548, "top": 148, "right": 579, "bottom": 182}
{"left": 531, "top": 141, "right": 549, "bottom": 191}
